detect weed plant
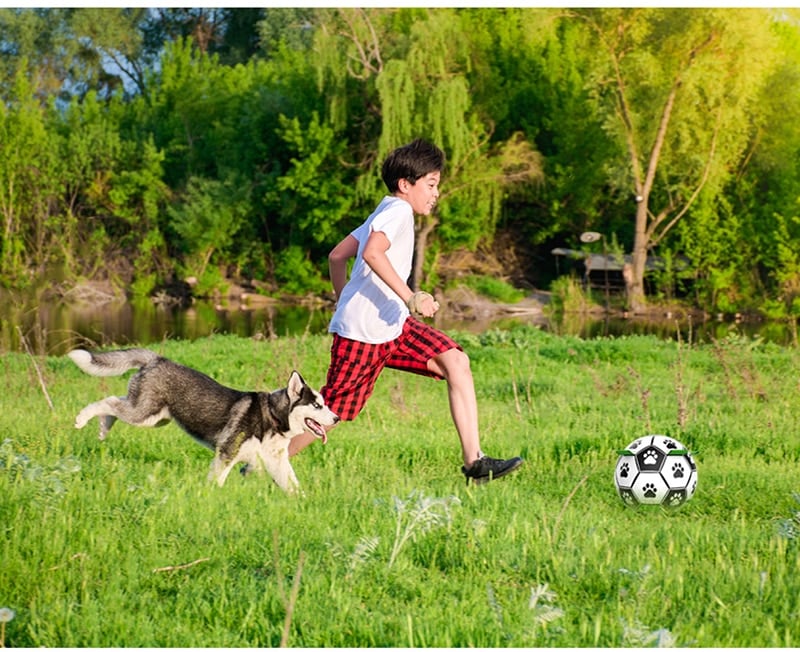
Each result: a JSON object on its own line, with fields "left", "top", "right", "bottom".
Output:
{"left": 1, "top": 327, "right": 799, "bottom": 646}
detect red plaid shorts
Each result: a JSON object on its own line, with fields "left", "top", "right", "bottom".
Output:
{"left": 320, "top": 316, "right": 461, "bottom": 421}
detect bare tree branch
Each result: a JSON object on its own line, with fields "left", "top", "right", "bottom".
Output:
{"left": 649, "top": 106, "right": 722, "bottom": 247}
{"left": 337, "top": 8, "right": 383, "bottom": 80}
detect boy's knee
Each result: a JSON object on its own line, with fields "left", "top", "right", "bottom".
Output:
{"left": 456, "top": 349, "right": 471, "bottom": 369}
{"left": 442, "top": 348, "right": 471, "bottom": 376}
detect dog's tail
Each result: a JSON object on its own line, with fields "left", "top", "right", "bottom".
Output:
{"left": 68, "top": 348, "right": 160, "bottom": 377}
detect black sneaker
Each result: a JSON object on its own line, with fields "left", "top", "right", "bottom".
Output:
{"left": 462, "top": 455, "right": 523, "bottom": 485}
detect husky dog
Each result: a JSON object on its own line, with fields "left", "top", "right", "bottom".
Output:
{"left": 68, "top": 348, "right": 339, "bottom": 493}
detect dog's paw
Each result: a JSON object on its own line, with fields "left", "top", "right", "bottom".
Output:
{"left": 287, "top": 483, "right": 305, "bottom": 498}
{"left": 280, "top": 475, "right": 303, "bottom": 496}
{"left": 98, "top": 416, "right": 115, "bottom": 440}
{"left": 74, "top": 412, "right": 89, "bottom": 429}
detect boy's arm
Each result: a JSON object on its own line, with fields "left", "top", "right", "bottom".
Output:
{"left": 329, "top": 234, "right": 359, "bottom": 300}
{"left": 363, "top": 230, "right": 439, "bottom": 317}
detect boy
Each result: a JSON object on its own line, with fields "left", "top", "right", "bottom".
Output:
{"left": 289, "top": 138, "right": 523, "bottom": 484}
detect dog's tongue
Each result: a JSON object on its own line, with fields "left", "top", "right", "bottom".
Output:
{"left": 305, "top": 418, "right": 328, "bottom": 444}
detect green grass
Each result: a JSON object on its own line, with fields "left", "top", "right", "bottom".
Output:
{"left": 1, "top": 328, "right": 799, "bottom": 646}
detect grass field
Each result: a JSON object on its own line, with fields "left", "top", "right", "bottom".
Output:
{"left": 1, "top": 326, "right": 799, "bottom": 647}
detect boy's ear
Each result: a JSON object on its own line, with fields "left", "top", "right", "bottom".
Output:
{"left": 397, "top": 178, "right": 411, "bottom": 193}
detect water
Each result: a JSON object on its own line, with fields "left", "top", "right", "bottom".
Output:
{"left": 1, "top": 291, "right": 796, "bottom": 356}
{"left": 1, "top": 295, "right": 335, "bottom": 355}
{"left": 552, "top": 310, "right": 798, "bottom": 346}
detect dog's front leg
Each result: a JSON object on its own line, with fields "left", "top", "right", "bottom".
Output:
{"left": 259, "top": 438, "right": 300, "bottom": 494}
{"left": 208, "top": 399, "right": 254, "bottom": 487}
{"left": 209, "top": 454, "right": 238, "bottom": 487}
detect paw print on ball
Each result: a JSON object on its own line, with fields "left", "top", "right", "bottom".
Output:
{"left": 642, "top": 450, "right": 660, "bottom": 466}
{"left": 634, "top": 444, "right": 665, "bottom": 472}
{"left": 667, "top": 492, "right": 686, "bottom": 506}
{"left": 642, "top": 482, "right": 659, "bottom": 498}
{"left": 671, "top": 462, "right": 685, "bottom": 478}
{"left": 619, "top": 461, "right": 630, "bottom": 478}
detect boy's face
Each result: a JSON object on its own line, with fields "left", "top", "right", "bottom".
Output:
{"left": 398, "top": 171, "right": 440, "bottom": 216}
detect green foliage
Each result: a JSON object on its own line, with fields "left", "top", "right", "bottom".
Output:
{"left": 0, "top": 7, "right": 800, "bottom": 312}
{"left": 583, "top": 8, "right": 776, "bottom": 197}
{"left": 576, "top": 8, "right": 779, "bottom": 309}
{"left": 761, "top": 212, "right": 800, "bottom": 318}
{"left": 0, "top": 64, "right": 58, "bottom": 285}
{"left": 272, "top": 245, "right": 328, "bottom": 297}
{"left": 548, "top": 275, "right": 598, "bottom": 314}
{"left": 168, "top": 174, "right": 252, "bottom": 292}
{"left": 676, "top": 195, "right": 749, "bottom": 311}
{"left": 466, "top": 9, "right": 614, "bottom": 246}
{"left": 0, "top": 9, "right": 86, "bottom": 100}
{"left": 268, "top": 112, "right": 355, "bottom": 250}
{"left": 130, "top": 230, "right": 166, "bottom": 298}
{"left": 453, "top": 275, "right": 526, "bottom": 303}
{"left": 59, "top": 94, "right": 172, "bottom": 286}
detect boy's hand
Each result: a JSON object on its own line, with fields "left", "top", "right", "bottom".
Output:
{"left": 407, "top": 291, "right": 440, "bottom": 318}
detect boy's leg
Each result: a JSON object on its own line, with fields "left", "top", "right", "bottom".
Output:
{"left": 394, "top": 318, "right": 522, "bottom": 482}
{"left": 386, "top": 317, "right": 485, "bottom": 468}
{"left": 288, "top": 430, "right": 322, "bottom": 457}
{"left": 426, "top": 348, "right": 482, "bottom": 467}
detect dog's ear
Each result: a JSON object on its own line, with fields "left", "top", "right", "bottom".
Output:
{"left": 287, "top": 370, "right": 304, "bottom": 399}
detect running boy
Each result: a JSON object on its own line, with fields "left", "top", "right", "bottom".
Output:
{"left": 289, "top": 138, "right": 523, "bottom": 484}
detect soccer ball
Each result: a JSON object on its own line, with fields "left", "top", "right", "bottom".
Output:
{"left": 614, "top": 435, "right": 697, "bottom": 507}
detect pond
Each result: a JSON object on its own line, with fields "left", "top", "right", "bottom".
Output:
{"left": 1, "top": 291, "right": 796, "bottom": 356}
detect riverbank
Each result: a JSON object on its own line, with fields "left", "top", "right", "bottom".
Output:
{"left": 2, "top": 280, "right": 796, "bottom": 356}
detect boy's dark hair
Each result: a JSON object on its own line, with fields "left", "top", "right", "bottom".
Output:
{"left": 381, "top": 138, "right": 445, "bottom": 193}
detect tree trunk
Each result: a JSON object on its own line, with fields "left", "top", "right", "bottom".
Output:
{"left": 412, "top": 215, "right": 437, "bottom": 291}
{"left": 625, "top": 200, "right": 649, "bottom": 313}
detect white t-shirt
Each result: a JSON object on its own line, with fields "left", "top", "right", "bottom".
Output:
{"left": 328, "top": 196, "right": 414, "bottom": 343}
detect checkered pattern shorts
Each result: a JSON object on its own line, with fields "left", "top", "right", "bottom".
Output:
{"left": 320, "top": 316, "right": 461, "bottom": 421}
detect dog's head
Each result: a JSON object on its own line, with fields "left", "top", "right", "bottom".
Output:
{"left": 275, "top": 370, "right": 338, "bottom": 443}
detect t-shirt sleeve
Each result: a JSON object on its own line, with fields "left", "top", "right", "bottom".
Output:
{"left": 370, "top": 202, "right": 410, "bottom": 243}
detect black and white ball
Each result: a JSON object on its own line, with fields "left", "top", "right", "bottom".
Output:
{"left": 614, "top": 435, "right": 697, "bottom": 507}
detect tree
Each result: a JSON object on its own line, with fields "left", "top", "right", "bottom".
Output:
{"left": 0, "top": 8, "right": 147, "bottom": 102}
{"left": 142, "top": 8, "right": 261, "bottom": 61}
{"left": 0, "top": 63, "right": 61, "bottom": 284}
{"left": 69, "top": 8, "right": 152, "bottom": 97}
{"left": 576, "top": 8, "right": 779, "bottom": 312}
{"left": 0, "top": 9, "right": 77, "bottom": 102}
{"left": 459, "top": 7, "right": 606, "bottom": 288}
{"left": 268, "top": 112, "right": 355, "bottom": 248}
{"left": 168, "top": 174, "right": 251, "bottom": 291}
{"left": 732, "top": 11, "right": 800, "bottom": 318}
{"left": 312, "top": 8, "right": 543, "bottom": 289}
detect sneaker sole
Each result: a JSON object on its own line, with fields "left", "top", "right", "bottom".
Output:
{"left": 466, "top": 458, "right": 524, "bottom": 485}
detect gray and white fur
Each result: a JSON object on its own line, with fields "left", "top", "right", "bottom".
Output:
{"left": 68, "top": 348, "right": 338, "bottom": 493}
